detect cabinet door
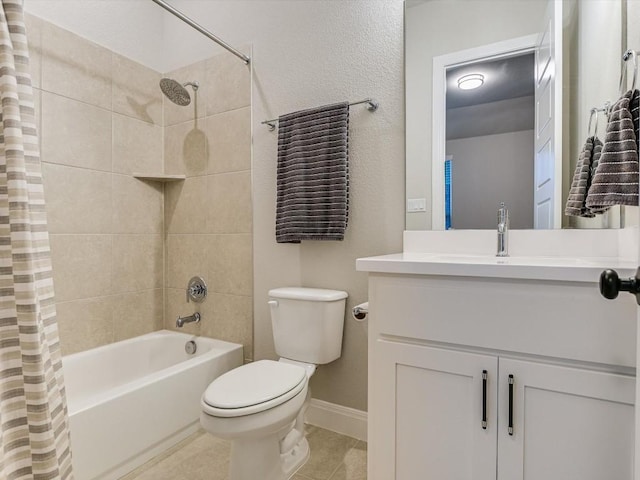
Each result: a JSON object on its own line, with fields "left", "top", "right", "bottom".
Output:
{"left": 498, "top": 358, "right": 635, "bottom": 480}
{"left": 373, "top": 340, "right": 498, "bottom": 480}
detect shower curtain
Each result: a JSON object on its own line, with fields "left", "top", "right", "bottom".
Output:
{"left": 0, "top": 1, "right": 74, "bottom": 479}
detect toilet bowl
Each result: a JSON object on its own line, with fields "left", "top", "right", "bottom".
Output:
{"left": 201, "top": 360, "right": 312, "bottom": 480}
{"left": 200, "top": 287, "right": 347, "bottom": 480}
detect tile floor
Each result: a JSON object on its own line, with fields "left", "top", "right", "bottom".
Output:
{"left": 122, "top": 425, "right": 367, "bottom": 480}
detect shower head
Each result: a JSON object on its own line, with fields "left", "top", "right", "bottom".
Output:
{"left": 159, "top": 78, "right": 199, "bottom": 106}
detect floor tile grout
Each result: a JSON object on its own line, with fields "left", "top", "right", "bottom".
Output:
{"left": 123, "top": 425, "right": 366, "bottom": 480}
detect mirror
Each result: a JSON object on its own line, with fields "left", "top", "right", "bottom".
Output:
{"left": 405, "top": 0, "right": 627, "bottom": 230}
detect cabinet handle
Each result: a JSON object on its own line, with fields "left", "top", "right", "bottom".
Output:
{"left": 508, "top": 374, "right": 514, "bottom": 436}
{"left": 482, "top": 370, "right": 488, "bottom": 429}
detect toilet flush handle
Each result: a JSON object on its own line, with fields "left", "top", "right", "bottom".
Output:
{"left": 268, "top": 300, "right": 278, "bottom": 307}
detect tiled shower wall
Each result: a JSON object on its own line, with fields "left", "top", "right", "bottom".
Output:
{"left": 162, "top": 52, "right": 253, "bottom": 362}
{"left": 27, "top": 14, "right": 253, "bottom": 359}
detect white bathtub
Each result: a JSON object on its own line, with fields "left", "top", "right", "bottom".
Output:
{"left": 62, "top": 330, "right": 243, "bottom": 480}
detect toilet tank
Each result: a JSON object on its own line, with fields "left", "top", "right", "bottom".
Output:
{"left": 268, "top": 287, "right": 348, "bottom": 364}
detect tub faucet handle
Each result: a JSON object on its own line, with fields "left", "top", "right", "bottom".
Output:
{"left": 186, "top": 276, "right": 207, "bottom": 303}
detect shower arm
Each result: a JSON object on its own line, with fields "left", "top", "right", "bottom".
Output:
{"left": 151, "top": 0, "right": 250, "bottom": 65}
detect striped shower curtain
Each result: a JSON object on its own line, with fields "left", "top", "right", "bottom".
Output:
{"left": 0, "top": 1, "right": 74, "bottom": 479}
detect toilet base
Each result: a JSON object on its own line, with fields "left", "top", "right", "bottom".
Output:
{"left": 281, "top": 433, "right": 309, "bottom": 478}
{"left": 229, "top": 429, "right": 309, "bottom": 480}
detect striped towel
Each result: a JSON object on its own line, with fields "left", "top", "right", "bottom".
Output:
{"left": 588, "top": 138, "right": 609, "bottom": 214}
{"left": 565, "top": 136, "right": 597, "bottom": 217}
{"left": 275, "top": 102, "right": 349, "bottom": 243}
{"left": 586, "top": 90, "right": 639, "bottom": 210}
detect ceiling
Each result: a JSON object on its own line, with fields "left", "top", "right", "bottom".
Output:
{"left": 446, "top": 52, "right": 534, "bottom": 109}
{"left": 445, "top": 52, "right": 535, "bottom": 139}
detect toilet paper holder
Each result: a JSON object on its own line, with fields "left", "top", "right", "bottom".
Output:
{"left": 352, "top": 302, "right": 368, "bottom": 321}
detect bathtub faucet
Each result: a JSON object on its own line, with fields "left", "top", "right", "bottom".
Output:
{"left": 176, "top": 312, "right": 201, "bottom": 328}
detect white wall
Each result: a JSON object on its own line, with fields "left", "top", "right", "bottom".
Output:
{"left": 24, "top": 0, "right": 165, "bottom": 71}
{"left": 405, "top": 0, "right": 546, "bottom": 230}
{"left": 568, "top": 0, "right": 623, "bottom": 229}
{"left": 446, "top": 130, "right": 535, "bottom": 229}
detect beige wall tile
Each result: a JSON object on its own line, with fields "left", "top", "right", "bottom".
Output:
{"left": 33, "top": 87, "right": 41, "bottom": 146}
{"left": 166, "top": 234, "right": 211, "bottom": 290}
{"left": 41, "top": 21, "right": 111, "bottom": 109}
{"left": 43, "top": 163, "right": 112, "bottom": 234}
{"left": 164, "top": 120, "right": 209, "bottom": 177}
{"left": 113, "top": 289, "right": 164, "bottom": 342}
{"left": 165, "top": 287, "right": 202, "bottom": 336}
{"left": 50, "top": 234, "right": 112, "bottom": 303}
{"left": 112, "top": 53, "right": 162, "bottom": 125}
{"left": 112, "top": 235, "right": 163, "bottom": 294}
{"left": 209, "top": 234, "right": 252, "bottom": 296}
{"left": 25, "top": 13, "right": 42, "bottom": 89}
{"left": 165, "top": 176, "right": 208, "bottom": 234}
{"left": 113, "top": 114, "right": 163, "bottom": 175}
{"left": 205, "top": 50, "right": 251, "bottom": 116}
{"left": 163, "top": 60, "right": 206, "bottom": 127}
{"left": 200, "top": 293, "right": 252, "bottom": 360}
{"left": 112, "top": 175, "right": 163, "bottom": 234}
{"left": 206, "top": 107, "right": 251, "bottom": 174}
{"left": 207, "top": 172, "right": 252, "bottom": 233}
{"left": 41, "top": 92, "right": 111, "bottom": 171}
{"left": 56, "top": 296, "right": 114, "bottom": 356}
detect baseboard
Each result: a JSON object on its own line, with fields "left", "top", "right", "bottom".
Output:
{"left": 305, "top": 398, "right": 367, "bottom": 442}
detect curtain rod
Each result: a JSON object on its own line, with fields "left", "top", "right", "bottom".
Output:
{"left": 261, "top": 98, "right": 379, "bottom": 131}
{"left": 151, "top": 0, "right": 250, "bottom": 65}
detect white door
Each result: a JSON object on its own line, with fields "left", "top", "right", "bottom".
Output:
{"left": 374, "top": 340, "right": 498, "bottom": 480}
{"left": 533, "top": 0, "right": 562, "bottom": 229}
{"left": 498, "top": 358, "right": 635, "bottom": 480}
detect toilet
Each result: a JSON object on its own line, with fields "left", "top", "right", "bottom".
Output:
{"left": 200, "top": 287, "right": 348, "bottom": 480}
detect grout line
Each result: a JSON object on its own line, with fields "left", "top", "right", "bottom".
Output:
{"left": 165, "top": 232, "right": 252, "bottom": 237}
{"left": 55, "top": 288, "right": 162, "bottom": 306}
{"left": 39, "top": 88, "right": 160, "bottom": 127}
{"left": 164, "top": 287, "right": 252, "bottom": 300}
{"left": 43, "top": 160, "right": 171, "bottom": 178}
{"left": 164, "top": 104, "right": 250, "bottom": 129}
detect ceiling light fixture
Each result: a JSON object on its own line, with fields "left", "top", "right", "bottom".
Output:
{"left": 457, "top": 73, "right": 485, "bottom": 90}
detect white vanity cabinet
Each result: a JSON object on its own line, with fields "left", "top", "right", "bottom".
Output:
{"left": 361, "top": 264, "right": 637, "bottom": 480}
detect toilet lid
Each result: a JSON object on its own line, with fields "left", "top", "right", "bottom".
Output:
{"left": 202, "top": 360, "right": 307, "bottom": 416}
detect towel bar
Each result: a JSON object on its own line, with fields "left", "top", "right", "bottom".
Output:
{"left": 618, "top": 49, "right": 638, "bottom": 96}
{"left": 261, "top": 98, "right": 379, "bottom": 131}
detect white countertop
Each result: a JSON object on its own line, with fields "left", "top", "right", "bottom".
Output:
{"left": 356, "top": 252, "right": 637, "bottom": 282}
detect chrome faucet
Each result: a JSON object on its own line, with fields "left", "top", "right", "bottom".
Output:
{"left": 497, "top": 202, "right": 509, "bottom": 257}
{"left": 176, "top": 312, "right": 201, "bottom": 328}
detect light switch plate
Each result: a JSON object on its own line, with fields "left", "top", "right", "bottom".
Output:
{"left": 407, "top": 198, "right": 427, "bottom": 212}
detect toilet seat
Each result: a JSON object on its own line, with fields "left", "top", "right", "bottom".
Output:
{"left": 202, "top": 360, "right": 307, "bottom": 418}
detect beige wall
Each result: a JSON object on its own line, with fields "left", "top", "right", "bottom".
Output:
{"left": 29, "top": 14, "right": 253, "bottom": 359}
{"left": 30, "top": 14, "right": 165, "bottom": 356}
{"left": 162, "top": 52, "right": 254, "bottom": 362}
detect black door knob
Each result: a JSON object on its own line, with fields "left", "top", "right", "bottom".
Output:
{"left": 599, "top": 268, "right": 640, "bottom": 304}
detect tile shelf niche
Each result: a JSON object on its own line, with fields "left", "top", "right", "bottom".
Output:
{"left": 132, "top": 173, "right": 186, "bottom": 183}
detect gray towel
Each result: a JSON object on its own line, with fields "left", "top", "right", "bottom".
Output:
{"left": 275, "top": 102, "right": 349, "bottom": 243}
{"left": 565, "top": 136, "right": 597, "bottom": 217}
{"left": 587, "top": 138, "right": 609, "bottom": 214}
{"left": 586, "top": 90, "right": 639, "bottom": 210}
